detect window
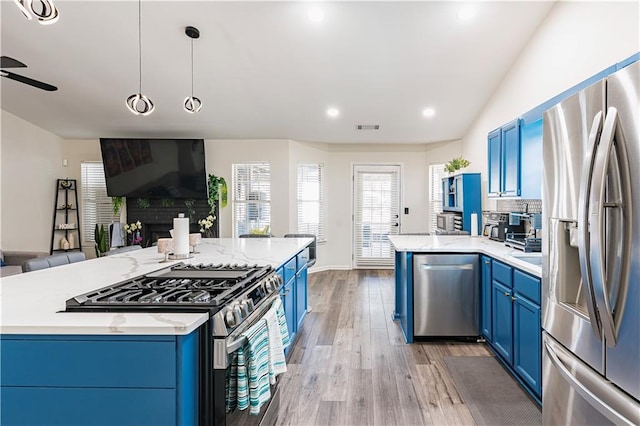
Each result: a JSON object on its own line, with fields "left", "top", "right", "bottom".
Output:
{"left": 81, "top": 162, "right": 119, "bottom": 244}
{"left": 232, "top": 163, "right": 271, "bottom": 237}
{"left": 429, "top": 163, "right": 446, "bottom": 233}
{"left": 297, "top": 163, "right": 325, "bottom": 242}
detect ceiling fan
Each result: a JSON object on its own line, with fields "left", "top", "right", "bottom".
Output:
{"left": 0, "top": 56, "right": 57, "bottom": 91}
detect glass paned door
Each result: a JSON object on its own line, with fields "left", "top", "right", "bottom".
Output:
{"left": 353, "top": 164, "right": 401, "bottom": 267}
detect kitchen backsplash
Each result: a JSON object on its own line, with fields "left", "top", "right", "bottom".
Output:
{"left": 497, "top": 199, "right": 542, "bottom": 213}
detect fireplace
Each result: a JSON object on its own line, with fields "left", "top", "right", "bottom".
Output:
{"left": 125, "top": 197, "right": 219, "bottom": 247}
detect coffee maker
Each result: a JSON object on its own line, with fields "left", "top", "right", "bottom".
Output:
{"left": 482, "top": 212, "right": 524, "bottom": 242}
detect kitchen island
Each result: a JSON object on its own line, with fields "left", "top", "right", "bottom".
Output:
{"left": 389, "top": 234, "right": 543, "bottom": 402}
{"left": 0, "top": 237, "right": 312, "bottom": 426}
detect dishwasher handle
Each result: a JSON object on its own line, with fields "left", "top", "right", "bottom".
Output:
{"left": 419, "top": 264, "right": 474, "bottom": 271}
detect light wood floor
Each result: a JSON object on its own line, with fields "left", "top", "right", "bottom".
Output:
{"left": 278, "top": 269, "right": 492, "bottom": 426}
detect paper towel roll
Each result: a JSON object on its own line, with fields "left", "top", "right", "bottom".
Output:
{"left": 173, "top": 213, "right": 190, "bottom": 257}
{"left": 470, "top": 212, "right": 479, "bottom": 237}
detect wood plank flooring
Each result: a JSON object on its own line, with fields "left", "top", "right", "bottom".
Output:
{"left": 278, "top": 269, "right": 492, "bottom": 426}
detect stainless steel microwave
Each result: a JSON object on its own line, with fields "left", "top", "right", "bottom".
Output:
{"left": 436, "top": 213, "right": 457, "bottom": 231}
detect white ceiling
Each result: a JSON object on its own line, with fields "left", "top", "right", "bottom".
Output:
{"left": 0, "top": 1, "right": 555, "bottom": 143}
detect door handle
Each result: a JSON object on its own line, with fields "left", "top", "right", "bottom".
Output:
{"left": 577, "top": 110, "right": 603, "bottom": 340}
{"left": 544, "top": 335, "right": 640, "bottom": 425}
{"left": 589, "top": 107, "right": 628, "bottom": 347}
{"left": 420, "top": 264, "right": 474, "bottom": 271}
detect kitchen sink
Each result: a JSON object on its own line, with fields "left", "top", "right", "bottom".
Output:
{"left": 512, "top": 254, "right": 542, "bottom": 266}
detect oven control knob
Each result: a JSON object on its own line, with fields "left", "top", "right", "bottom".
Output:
{"left": 225, "top": 310, "right": 237, "bottom": 328}
{"left": 240, "top": 299, "right": 253, "bottom": 316}
{"left": 244, "top": 298, "right": 255, "bottom": 313}
{"left": 225, "top": 303, "right": 243, "bottom": 328}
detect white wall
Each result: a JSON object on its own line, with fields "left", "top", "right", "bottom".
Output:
{"left": 322, "top": 141, "right": 461, "bottom": 269}
{"left": 461, "top": 1, "right": 640, "bottom": 209}
{"left": 1, "top": 110, "right": 65, "bottom": 251}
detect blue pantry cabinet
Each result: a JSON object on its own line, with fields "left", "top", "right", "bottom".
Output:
{"left": 441, "top": 172, "right": 482, "bottom": 232}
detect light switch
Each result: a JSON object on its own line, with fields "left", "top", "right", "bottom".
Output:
{"left": 404, "top": 207, "right": 409, "bottom": 214}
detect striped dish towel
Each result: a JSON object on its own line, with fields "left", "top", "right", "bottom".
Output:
{"left": 265, "top": 298, "right": 288, "bottom": 385}
{"left": 226, "top": 351, "right": 238, "bottom": 413}
{"left": 236, "top": 319, "right": 272, "bottom": 415}
{"left": 275, "top": 298, "right": 291, "bottom": 349}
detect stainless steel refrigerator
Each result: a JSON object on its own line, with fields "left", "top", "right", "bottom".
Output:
{"left": 542, "top": 61, "right": 639, "bottom": 425}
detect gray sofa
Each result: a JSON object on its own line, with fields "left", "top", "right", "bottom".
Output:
{"left": 1, "top": 250, "right": 49, "bottom": 277}
{"left": 22, "top": 252, "right": 86, "bottom": 272}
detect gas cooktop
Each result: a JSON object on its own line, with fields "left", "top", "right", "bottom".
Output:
{"left": 65, "top": 263, "right": 277, "bottom": 312}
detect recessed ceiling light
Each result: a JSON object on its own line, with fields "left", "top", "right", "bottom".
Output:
{"left": 422, "top": 108, "right": 436, "bottom": 118}
{"left": 308, "top": 6, "right": 324, "bottom": 23}
{"left": 457, "top": 6, "right": 475, "bottom": 21}
{"left": 327, "top": 107, "right": 339, "bottom": 118}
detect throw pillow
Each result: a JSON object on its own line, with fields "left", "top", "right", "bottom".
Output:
{"left": 0, "top": 259, "right": 6, "bottom": 267}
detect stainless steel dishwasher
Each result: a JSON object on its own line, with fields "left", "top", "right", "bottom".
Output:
{"left": 413, "top": 254, "right": 480, "bottom": 337}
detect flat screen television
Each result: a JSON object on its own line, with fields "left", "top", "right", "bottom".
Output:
{"left": 99, "top": 138, "right": 207, "bottom": 199}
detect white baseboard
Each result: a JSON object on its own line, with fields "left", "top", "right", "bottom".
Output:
{"left": 308, "top": 265, "right": 352, "bottom": 274}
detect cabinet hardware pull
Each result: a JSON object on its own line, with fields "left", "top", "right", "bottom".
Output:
{"left": 511, "top": 297, "right": 517, "bottom": 301}
{"left": 504, "top": 292, "right": 510, "bottom": 297}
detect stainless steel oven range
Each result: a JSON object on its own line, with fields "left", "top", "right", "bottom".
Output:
{"left": 66, "top": 262, "right": 284, "bottom": 426}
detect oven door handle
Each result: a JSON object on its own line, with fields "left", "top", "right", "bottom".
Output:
{"left": 226, "top": 335, "right": 248, "bottom": 355}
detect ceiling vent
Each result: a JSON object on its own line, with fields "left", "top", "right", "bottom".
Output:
{"left": 356, "top": 124, "right": 380, "bottom": 130}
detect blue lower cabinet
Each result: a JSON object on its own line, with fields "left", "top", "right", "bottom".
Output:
{"left": 481, "top": 256, "right": 492, "bottom": 341}
{"left": 513, "top": 293, "right": 542, "bottom": 396}
{"left": 0, "top": 332, "right": 199, "bottom": 426}
{"left": 296, "top": 264, "right": 308, "bottom": 330}
{"left": 1, "top": 387, "right": 176, "bottom": 426}
{"left": 492, "top": 280, "right": 514, "bottom": 364}
{"left": 281, "top": 277, "right": 296, "bottom": 347}
{"left": 486, "top": 257, "right": 542, "bottom": 401}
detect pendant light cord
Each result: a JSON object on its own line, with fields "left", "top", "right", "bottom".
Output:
{"left": 190, "top": 38, "right": 194, "bottom": 97}
{"left": 138, "top": 0, "right": 142, "bottom": 93}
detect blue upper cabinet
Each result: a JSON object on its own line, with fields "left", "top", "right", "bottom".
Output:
{"left": 501, "top": 119, "right": 521, "bottom": 197}
{"left": 519, "top": 118, "right": 543, "bottom": 199}
{"left": 487, "top": 128, "right": 502, "bottom": 197}
{"left": 487, "top": 120, "right": 521, "bottom": 198}
{"left": 441, "top": 173, "right": 481, "bottom": 231}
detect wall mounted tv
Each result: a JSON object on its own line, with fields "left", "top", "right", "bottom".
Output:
{"left": 100, "top": 138, "right": 207, "bottom": 199}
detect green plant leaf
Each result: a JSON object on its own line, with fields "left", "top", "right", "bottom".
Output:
{"left": 111, "top": 196, "right": 124, "bottom": 216}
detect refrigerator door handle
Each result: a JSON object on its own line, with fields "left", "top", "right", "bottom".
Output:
{"left": 544, "top": 336, "right": 640, "bottom": 426}
{"left": 577, "top": 110, "right": 603, "bottom": 339}
{"left": 589, "top": 107, "right": 626, "bottom": 346}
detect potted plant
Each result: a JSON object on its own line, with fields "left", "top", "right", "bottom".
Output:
{"left": 444, "top": 157, "right": 471, "bottom": 174}
{"left": 207, "top": 174, "right": 227, "bottom": 214}
{"left": 94, "top": 224, "right": 107, "bottom": 257}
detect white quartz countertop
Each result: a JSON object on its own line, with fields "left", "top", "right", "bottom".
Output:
{"left": 0, "top": 238, "right": 312, "bottom": 336}
{"left": 388, "top": 235, "right": 542, "bottom": 277}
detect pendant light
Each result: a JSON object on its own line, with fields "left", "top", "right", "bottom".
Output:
{"left": 184, "top": 26, "right": 202, "bottom": 113}
{"left": 126, "top": 0, "right": 154, "bottom": 116}
{"left": 14, "top": 0, "right": 59, "bottom": 25}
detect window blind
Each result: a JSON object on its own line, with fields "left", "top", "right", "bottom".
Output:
{"left": 297, "top": 163, "right": 325, "bottom": 242}
{"left": 354, "top": 165, "right": 400, "bottom": 267}
{"left": 232, "top": 163, "right": 271, "bottom": 237}
{"left": 81, "top": 162, "right": 119, "bottom": 244}
{"left": 429, "top": 163, "right": 446, "bottom": 233}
